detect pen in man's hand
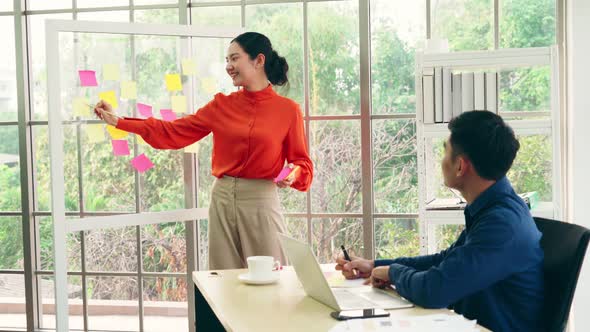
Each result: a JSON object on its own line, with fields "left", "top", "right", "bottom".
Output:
{"left": 340, "top": 245, "right": 357, "bottom": 276}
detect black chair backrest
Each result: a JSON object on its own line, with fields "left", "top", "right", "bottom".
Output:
{"left": 534, "top": 217, "right": 590, "bottom": 332}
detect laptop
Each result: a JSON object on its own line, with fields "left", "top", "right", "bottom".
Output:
{"left": 278, "top": 233, "right": 414, "bottom": 311}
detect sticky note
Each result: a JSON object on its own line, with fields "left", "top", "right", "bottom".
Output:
{"left": 121, "top": 81, "right": 137, "bottom": 100}
{"left": 171, "top": 95, "right": 187, "bottom": 114}
{"left": 201, "top": 77, "right": 217, "bottom": 94}
{"left": 137, "top": 103, "right": 153, "bottom": 118}
{"left": 103, "top": 64, "right": 120, "bottom": 81}
{"left": 111, "top": 139, "right": 130, "bottom": 156}
{"left": 184, "top": 142, "right": 199, "bottom": 154}
{"left": 72, "top": 97, "right": 91, "bottom": 117}
{"left": 106, "top": 125, "right": 128, "bottom": 139}
{"left": 131, "top": 153, "right": 154, "bottom": 173}
{"left": 273, "top": 166, "right": 300, "bottom": 183}
{"left": 99, "top": 91, "right": 118, "bottom": 110}
{"left": 182, "top": 59, "right": 197, "bottom": 75}
{"left": 86, "top": 124, "right": 105, "bottom": 143}
{"left": 165, "top": 73, "right": 182, "bottom": 91}
{"left": 78, "top": 70, "right": 98, "bottom": 87}
{"left": 136, "top": 135, "right": 148, "bottom": 146}
{"left": 160, "top": 109, "right": 177, "bottom": 122}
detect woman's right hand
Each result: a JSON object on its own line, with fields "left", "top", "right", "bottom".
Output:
{"left": 93, "top": 100, "right": 119, "bottom": 127}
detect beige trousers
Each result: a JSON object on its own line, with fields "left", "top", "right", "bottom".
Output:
{"left": 208, "top": 176, "right": 287, "bottom": 270}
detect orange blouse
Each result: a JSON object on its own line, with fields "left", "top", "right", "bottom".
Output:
{"left": 116, "top": 85, "right": 313, "bottom": 192}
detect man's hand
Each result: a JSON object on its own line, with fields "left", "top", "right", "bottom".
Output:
{"left": 366, "top": 266, "right": 391, "bottom": 289}
{"left": 335, "top": 255, "right": 374, "bottom": 279}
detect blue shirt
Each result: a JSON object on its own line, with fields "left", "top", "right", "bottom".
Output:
{"left": 376, "top": 177, "right": 544, "bottom": 332}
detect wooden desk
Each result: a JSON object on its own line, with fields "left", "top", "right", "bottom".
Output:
{"left": 192, "top": 267, "right": 489, "bottom": 331}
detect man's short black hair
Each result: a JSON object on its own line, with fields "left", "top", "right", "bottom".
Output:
{"left": 448, "top": 110, "right": 520, "bottom": 181}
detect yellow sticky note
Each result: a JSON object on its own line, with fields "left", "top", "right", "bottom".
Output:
{"left": 106, "top": 125, "right": 128, "bottom": 139}
{"left": 103, "top": 64, "right": 120, "bottom": 81}
{"left": 165, "top": 73, "right": 182, "bottom": 91}
{"left": 99, "top": 91, "right": 118, "bottom": 110}
{"left": 72, "top": 97, "right": 91, "bottom": 117}
{"left": 136, "top": 135, "right": 148, "bottom": 146}
{"left": 184, "top": 142, "right": 199, "bottom": 154}
{"left": 86, "top": 124, "right": 105, "bottom": 143}
{"left": 121, "top": 81, "right": 137, "bottom": 100}
{"left": 171, "top": 95, "right": 187, "bottom": 114}
{"left": 201, "top": 77, "right": 217, "bottom": 94}
{"left": 181, "top": 59, "right": 197, "bottom": 75}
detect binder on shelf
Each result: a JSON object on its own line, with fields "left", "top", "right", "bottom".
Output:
{"left": 461, "top": 72, "right": 474, "bottom": 112}
{"left": 452, "top": 73, "right": 462, "bottom": 119}
{"left": 485, "top": 72, "right": 498, "bottom": 113}
{"left": 474, "top": 72, "right": 485, "bottom": 110}
{"left": 434, "top": 67, "right": 443, "bottom": 123}
{"left": 442, "top": 68, "right": 452, "bottom": 123}
{"left": 422, "top": 67, "right": 435, "bottom": 124}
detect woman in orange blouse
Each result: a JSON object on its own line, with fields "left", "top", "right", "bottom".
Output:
{"left": 94, "top": 32, "right": 313, "bottom": 270}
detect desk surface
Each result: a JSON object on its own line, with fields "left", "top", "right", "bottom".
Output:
{"left": 192, "top": 267, "right": 489, "bottom": 332}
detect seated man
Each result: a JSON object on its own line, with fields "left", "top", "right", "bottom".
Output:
{"left": 337, "top": 111, "right": 544, "bottom": 332}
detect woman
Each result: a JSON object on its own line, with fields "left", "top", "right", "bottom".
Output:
{"left": 94, "top": 32, "right": 313, "bottom": 270}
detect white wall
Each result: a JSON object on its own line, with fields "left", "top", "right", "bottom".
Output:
{"left": 568, "top": 0, "right": 590, "bottom": 331}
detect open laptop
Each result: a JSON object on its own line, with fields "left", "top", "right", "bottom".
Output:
{"left": 278, "top": 233, "right": 414, "bottom": 311}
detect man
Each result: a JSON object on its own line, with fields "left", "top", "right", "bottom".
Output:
{"left": 337, "top": 111, "right": 544, "bottom": 332}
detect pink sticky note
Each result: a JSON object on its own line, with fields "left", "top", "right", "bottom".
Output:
{"left": 131, "top": 153, "right": 154, "bottom": 173}
{"left": 78, "top": 70, "right": 98, "bottom": 86}
{"left": 111, "top": 140, "right": 130, "bottom": 156}
{"left": 273, "top": 166, "right": 300, "bottom": 183}
{"left": 137, "top": 103, "right": 153, "bottom": 118}
{"left": 160, "top": 109, "right": 177, "bottom": 122}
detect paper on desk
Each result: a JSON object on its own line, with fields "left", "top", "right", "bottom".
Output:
{"left": 329, "top": 314, "right": 478, "bottom": 332}
{"left": 324, "top": 271, "right": 368, "bottom": 288}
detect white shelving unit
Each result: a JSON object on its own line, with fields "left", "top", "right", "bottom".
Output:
{"left": 415, "top": 47, "right": 562, "bottom": 254}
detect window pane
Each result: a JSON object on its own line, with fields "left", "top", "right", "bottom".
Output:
{"left": 500, "top": 0, "right": 556, "bottom": 48}
{"left": 431, "top": 0, "right": 494, "bottom": 51}
{"left": 38, "top": 275, "right": 84, "bottom": 330}
{"left": 85, "top": 226, "right": 138, "bottom": 272}
{"left": 29, "top": 13, "right": 73, "bottom": 121}
{"left": 198, "top": 219, "right": 208, "bottom": 270}
{"left": 191, "top": 6, "right": 241, "bottom": 28}
{"left": 82, "top": 124, "right": 135, "bottom": 212}
{"left": 33, "top": 125, "right": 79, "bottom": 212}
{"left": 143, "top": 277, "right": 188, "bottom": 332}
{"left": 312, "top": 218, "right": 362, "bottom": 264}
{"left": 308, "top": 1, "right": 359, "bottom": 115}
{"left": 433, "top": 224, "right": 464, "bottom": 252}
{"left": 140, "top": 149, "right": 184, "bottom": 212}
{"left": 0, "top": 1, "right": 12, "bottom": 10}
{"left": 142, "top": 222, "right": 186, "bottom": 273}
{"left": 375, "top": 218, "right": 420, "bottom": 259}
{"left": 372, "top": 119, "right": 418, "bottom": 213}
{"left": 246, "top": 3, "right": 304, "bottom": 106}
{"left": 311, "top": 120, "right": 361, "bottom": 213}
{"left": 27, "top": 0, "right": 71, "bottom": 10}
{"left": 371, "top": 0, "right": 425, "bottom": 115}
{"left": 508, "top": 134, "right": 552, "bottom": 202}
{"left": 87, "top": 276, "right": 139, "bottom": 331}
{"left": 77, "top": 10, "right": 130, "bottom": 22}
{"left": 0, "top": 217, "right": 23, "bottom": 270}
{"left": 285, "top": 217, "right": 307, "bottom": 243}
{"left": 197, "top": 135, "right": 213, "bottom": 208}
{"left": 37, "top": 217, "right": 82, "bottom": 271}
{"left": 135, "top": 8, "right": 179, "bottom": 24}
{"left": 499, "top": 67, "right": 551, "bottom": 112}
{"left": 77, "top": 0, "right": 130, "bottom": 8}
{"left": 135, "top": 0, "right": 178, "bottom": 5}
{"left": 0, "top": 125, "right": 21, "bottom": 211}
{"left": 0, "top": 273, "right": 25, "bottom": 329}
{"left": 0, "top": 17, "right": 17, "bottom": 121}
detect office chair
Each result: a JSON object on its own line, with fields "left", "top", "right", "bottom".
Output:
{"left": 533, "top": 217, "right": 590, "bottom": 332}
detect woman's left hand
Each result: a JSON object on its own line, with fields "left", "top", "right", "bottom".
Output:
{"left": 276, "top": 163, "right": 296, "bottom": 188}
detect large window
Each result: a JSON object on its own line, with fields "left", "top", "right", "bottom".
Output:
{"left": 0, "top": 0, "right": 559, "bottom": 331}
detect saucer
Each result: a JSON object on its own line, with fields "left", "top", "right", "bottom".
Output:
{"left": 238, "top": 272, "right": 280, "bottom": 285}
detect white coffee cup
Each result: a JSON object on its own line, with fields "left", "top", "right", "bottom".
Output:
{"left": 246, "top": 256, "right": 280, "bottom": 280}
